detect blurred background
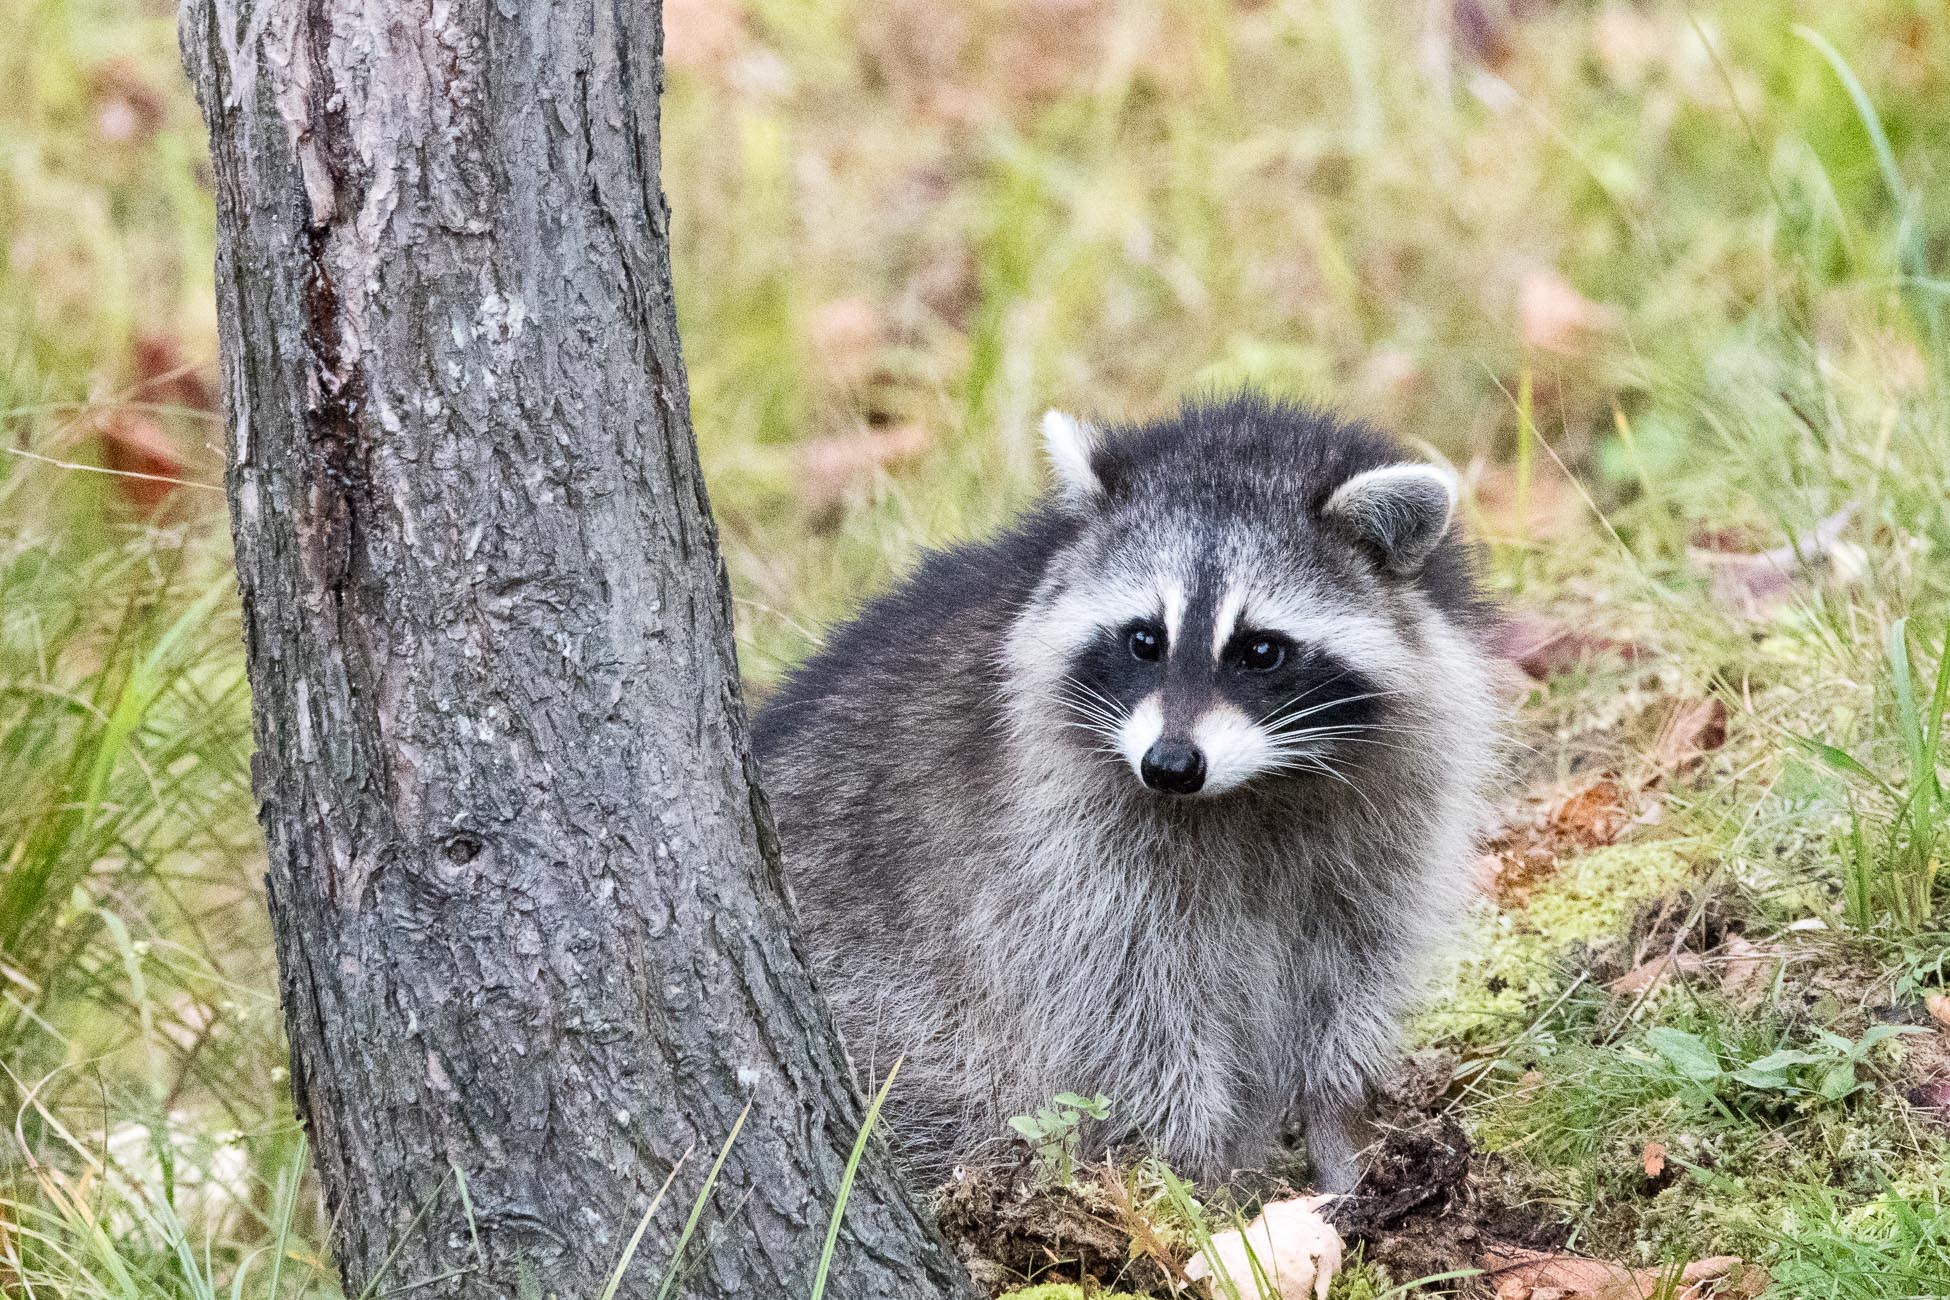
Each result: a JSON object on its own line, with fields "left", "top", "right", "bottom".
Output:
{"left": 3, "top": 0, "right": 1948, "bottom": 1295}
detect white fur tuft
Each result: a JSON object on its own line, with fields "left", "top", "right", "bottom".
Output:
{"left": 1041, "top": 409, "right": 1102, "bottom": 506}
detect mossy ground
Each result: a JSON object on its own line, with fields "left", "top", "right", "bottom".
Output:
{"left": 6, "top": 0, "right": 1950, "bottom": 1296}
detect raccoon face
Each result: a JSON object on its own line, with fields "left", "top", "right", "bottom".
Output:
{"left": 1046, "top": 574, "right": 1394, "bottom": 797}
{"left": 1007, "top": 407, "right": 1460, "bottom": 799}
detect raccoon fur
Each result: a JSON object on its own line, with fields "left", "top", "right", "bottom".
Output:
{"left": 753, "top": 392, "right": 1500, "bottom": 1191}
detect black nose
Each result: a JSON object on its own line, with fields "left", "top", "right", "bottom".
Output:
{"left": 1141, "top": 740, "right": 1206, "bottom": 794}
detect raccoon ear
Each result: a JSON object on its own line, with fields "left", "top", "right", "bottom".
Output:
{"left": 1322, "top": 463, "right": 1457, "bottom": 575}
{"left": 1041, "top": 409, "right": 1103, "bottom": 507}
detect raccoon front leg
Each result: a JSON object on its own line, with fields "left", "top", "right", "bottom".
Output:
{"left": 1301, "top": 1095, "right": 1368, "bottom": 1193}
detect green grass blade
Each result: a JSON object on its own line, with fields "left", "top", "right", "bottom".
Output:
{"left": 597, "top": 1153, "right": 689, "bottom": 1300}
{"left": 810, "top": 1058, "right": 903, "bottom": 1300}
{"left": 654, "top": 1100, "right": 751, "bottom": 1300}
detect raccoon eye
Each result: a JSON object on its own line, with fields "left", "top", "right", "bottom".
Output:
{"left": 1127, "top": 624, "right": 1165, "bottom": 663}
{"left": 1234, "top": 635, "right": 1288, "bottom": 673}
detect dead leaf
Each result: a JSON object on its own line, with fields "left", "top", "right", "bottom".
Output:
{"left": 1714, "top": 935, "right": 1782, "bottom": 1008}
{"left": 663, "top": 0, "right": 747, "bottom": 71}
{"left": 809, "top": 297, "right": 887, "bottom": 388}
{"left": 1519, "top": 270, "right": 1622, "bottom": 356}
{"left": 1476, "top": 776, "right": 1635, "bottom": 904}
{"left": 1449, "top": 0, "right": 1528, "bottom": 68}
{"left": 1690, "top": 507, "right": 1856, "bottom": 620}
{"left": 1187, "top": 1195, "right": 1343, "bottom": 1300}
{"left": 796, "top": 423, "right": 932, "bottom": 513}
{"left": 1608, "top": 953, "right": 1708, "bottom": 996}
{"left": 1550, "top": 776, "right": 1633, "bottom": 848}
{"left": 88, "top": 57, "right": 169, "bottom": 144}
{"left": 131, "top": 332, "right": 218, "bottom": 414}
{"left": 1493, "top": 612, "right": 1641, "bottom": 680}
{"left": 1908, "top": 1080, "right": 1950, "bottom": 1110}
{"left": 1487, "top": 1246, "right": 1766, "bottom": 1300}
{"left": 95, "top": 409, "right": 188, "bottom": 514}
{"left": 1648, "top": 697, "right": 1728, "bottom": 777}
{"left": 1472, "top": 465, "right": 1584, "bottom": 543}
{"left": 1926, "top": 995, "right": 1950, "bottom": 1029}
{"left": 1641, "top": 1142, "right": 1666, "bottom": 1179}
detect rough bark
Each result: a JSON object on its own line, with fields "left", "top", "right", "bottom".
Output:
{"left": 179, "top": 2, "right": 974, "bottom": 1296}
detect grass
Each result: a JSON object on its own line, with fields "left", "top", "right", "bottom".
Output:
{"left": 3, "top": 0, "right": 1950, "bottom": 1296}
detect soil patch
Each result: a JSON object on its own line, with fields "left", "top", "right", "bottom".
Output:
{"left": 934, "top": 1153, "right": 1180, "bottom": 1296}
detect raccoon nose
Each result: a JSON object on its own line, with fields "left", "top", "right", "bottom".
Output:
{"left": 1141, "top": 740, "right": 1206, "bottom": 794}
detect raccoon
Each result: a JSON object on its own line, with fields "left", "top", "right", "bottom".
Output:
{"left": 753, "top": 393, "right": 1500, "bottom": 1191}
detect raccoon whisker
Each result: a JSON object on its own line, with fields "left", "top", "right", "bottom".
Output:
{"left": 1251, "top": 670, "right": 1360, "bottom": 726}
{"left": 1056, "top": 675, "right": 1127, "bottom": 721}
{"left": 1054, "top": 694, "right": 1126, "bottom": 737}
{"left": 1269, "top": 719, "right": 1437, "bottom": 745}
{"left": 1268, "top": 753, "right": 1384, "bottom": 818}
{"left": 1273, "top": 735, "right": 1419, "bottom": 758}
{"left": 1265, "top": 729, "right": 1408, "bottom": 750}
{"left": 1268, "top": 721, "right": 1425, "bottom": 744}
{"left": 1259, "top": 688, "right": 1404, "bottom": 730}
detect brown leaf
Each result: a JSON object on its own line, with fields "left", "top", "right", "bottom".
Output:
{"left": 1641, "top": 1142, "right": 1666, "bottom": 1179}
{"left": 1487, "top": 1246, "right": 1764, "bottom": 1300}
{"left": 1519, "top": 270, "right": 1623, "bottom": 356}
{"left": 1608, "top": 953, "right": 1707, "bottom": 996}
{"left": 87, "top": 57, "right": 169, "bottom": 144}
{"left": 1690, "top": 507, "right": 1856, "bottom": 620}
{"left": 1476, "top": 776, "right": 1635, "bottom": 904}
{"left": 1926, "top": 995, "right": 1950, "bottom": 1030}
{"left": 96, "top": 409, "right": 187, "bottom": 514}
{"left": 1714, "top": 936, "right": 1782, "bottom": 1008}
{"left": 809, "top": 297, "right": 887, "bottom": 388}
{"left": 1472, "top": 466, "right": 1584, "bottom": 543}
{"left": 796, "top": 423, "right": 932, "bottom": 513}
{"left": 1906, "top": 1080, "right": 1950, "bottom": 1110}
{"left": 1550, "top": 776, "right": 1633, "bottom": 848}
{"left": 1649, "top": 697, "right": 1728, "bottom": 778}
{"left": 663, "top": 0, "right": 747, "bottom": 71}
{"left": 131, "top": 332, "right": 218, "bottom": 414}
{"left": 1493, "top": 612, "right": 1641, "bottom": 681}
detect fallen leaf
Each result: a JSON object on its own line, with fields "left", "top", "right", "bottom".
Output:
{"left": 1476, "top": 776, "right": 1635, "bottom": 903}
{"left": 1493, "top": 611, "right": 1641, "bottom": 680}
{"left": 1907, "top": 1080, "right": 1950, "bottom": 1110}
{"left": 131, "top": 332, "right": 218, "bottom": 414}
{"left": 1641, "top": 1141, "right": 1666, "bottom": 1178}
{"left": 796, "top": 423, "right": 932, "bottom": 513}
{"left": 809, "top": 297, "right": 887, "bottom": 388}
{"left": 1487, "top": 1245, "right": 1765, "bottom": 1300}
{"left": 1714, "top": 935, "right": 1783, "bottom": 1008}
{"left": 1550, "top": 776, "right": 1633, "bottom": 848}
{"left": 96, "top": 409, "right": 187, "bottom": 514}
{"left": 1187, "top": 1195, "right": 1343, "bottom": 1300}
{"left": 1690, "top": 507, "right": 1856, "bottom": 620}
{"left": 663, "top": 0, "right": 747, "bottom": 72}
{"left": 1472, "top": 465, "right": 1585, "bottom": 543}
{"left": 1608, "top": 953, "right": 1708, "bottom": 996}
{"left": 1519, "top": 270, "right": 1623, "bottom": 356}
{"left": 1648, "top": 697, "right": 1728, "bottom": 777}
{"left": 87, "top": 57, "right": 169, "bottom": 144}
{"left": 1450, "top": 0, "right": 1517, "bottom": 67}
{"left": 1926, "top": 995, "right": 1950, "bottom": 1030}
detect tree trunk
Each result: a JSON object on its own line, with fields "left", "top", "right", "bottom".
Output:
{"left": 179, "top": 2, "right": 973, "bottom": 1296}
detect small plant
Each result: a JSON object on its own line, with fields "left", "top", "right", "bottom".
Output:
{"left": 1799, "top": 617, "right": 1950, "bottom": 932}
{"left": 1647, "top": 1024, "right": 1926, "bottom": 1106}
{"left": 1008, "top": 1092, "right": 1111, "bottom": 1183}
